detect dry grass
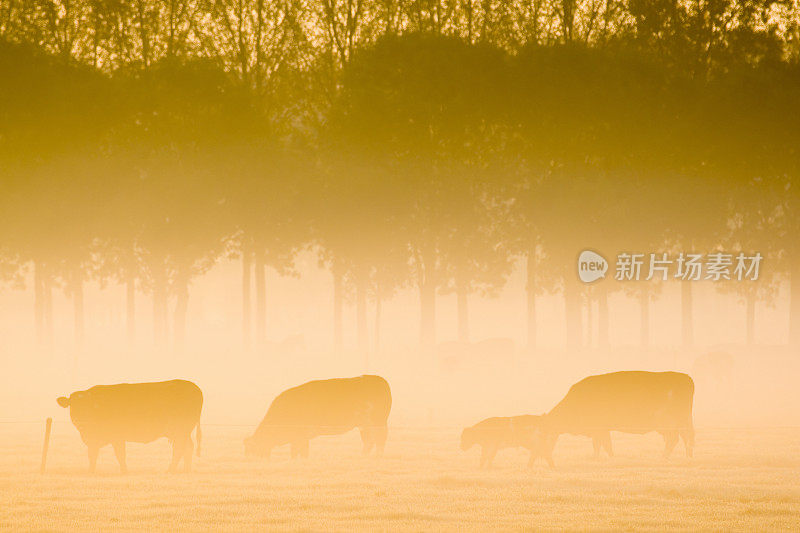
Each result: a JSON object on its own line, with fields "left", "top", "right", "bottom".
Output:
{"left": 1, "top": 423, "right": 799, "bottom": 531}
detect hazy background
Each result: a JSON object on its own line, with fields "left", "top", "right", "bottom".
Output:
{"left": 2, "top": 2, "right": 800, "bottom": 529}
{"left": 0, "top": 0, "right": 799, "bottom": 435}
{"left": 0, "top": 258, "right": 797, "bottom": 429}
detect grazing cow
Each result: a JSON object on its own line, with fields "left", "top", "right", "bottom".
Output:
{"left": 542, "top": 371, "right": 695, "bottom": 461}
{"left": 245, "top": 375, "right": 391, "bottom": 458}
{"left": 461, "top": 415, "right": 554, "bottom": 468}
{"left": 56, "top": 379, "right": 203, "bottom": 473}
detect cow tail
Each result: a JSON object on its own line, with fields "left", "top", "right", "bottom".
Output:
{"left": 195, "top": 423, "right": 202, "bottom": 457}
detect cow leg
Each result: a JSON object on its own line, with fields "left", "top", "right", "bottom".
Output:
{"left": 182, "top": 436, "right": 194, "bottom": 473}
{"left": 87, "top": 445, "right": 100, "bottom": 473}
{"left": 601, "top": 432, "right": 614, "bottom": 458}
{"left": 544, "top": 450, "right": 555, "bottom": 469}
{"left": 359, "top": 427, "right": 375, "bottom": 455}
{"left": 592, "top": 436, "right": 602, "bottom": 459}
{"left": 527, "top": 450, "right": 538, "bottom": 468}
{"left": 374, "top": 425, "right": 388, "bottom": 455}
{"left": 544, "top": 433, "right": 559, "bottom": 468}
{"left": 291, "top": 440, "right": 309, "bottom": 459}
{"left": 662, "top": 430, "right": 679, "bottom": 459}
{"left": 169, "top": 439, "right": 183, "bottom": 472}
{"left": 529, "top": 444, "right": 556, "bottom": 469}
{"left": 486, "top": 447, "right": 498, "bottom": 468}
{"left": 679, "top": 427, "right": 695, "bottom": 458}
{"left": 299, "top": 439, "right": 309, "bottom": 458}
{"left": 480, "top": 446, "right": 497, "bottom": 468}
{"left": 112, "top": 441, "right": 127, "bottom": 474}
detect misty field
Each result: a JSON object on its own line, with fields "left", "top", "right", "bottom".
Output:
{"left": 2, "top": 424, "right": 799, "bottom": 531}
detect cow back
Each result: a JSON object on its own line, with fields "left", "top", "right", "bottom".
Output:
{"left": 547, "top": 371, "right": 694, "bottom": 434}
{"left": 261, "top": 375, "right": 391, "bottom": 439}
{"left": 72, "top": 380, "right": 202, "bottom": 445}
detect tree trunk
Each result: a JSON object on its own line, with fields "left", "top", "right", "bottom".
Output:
{"left": 255, "top": 251, "right": 266, "bottom": 346}
{"left": 153, "top": 258, "right": 168, "bottom": 347}
{"left": 585, "top": 292, "right": 592, "bottom": 348}
{"left": 153, "top": 276, "right": 162, "bottom": 347}
{"left": 597, "top": 285, "right": 609, "bottom": 348}
{"left": 333, "top": 259, "right": 343, "bottom": 354}
{"left": 173, "top": 269, "right": 189, "bottom": 349}
{"left": 640, "top": 289, "right": 650, "bottom": 350}
{"left": 34, "top": 261, "right": 44, "bottom": 345}
{"left": 374, "top": 288, "right": 382, "bottom": 355}
{"left": 526, "top": 251, "right": 536, "bottom": 350}
{"left": 420, "top": 277, "right": 436, "bottom": 350}
{"left": 43, "top": 269, "right": 53, "bottom": 350}
{"left": 457, "top": 281, "right": 469, "bottom": 343}
{"left": 126, "top": 269, "right": 135, "bottom": 343}
{"left": 790, "top": 250, "right": 800, "bottom": 347}
{"left": 681, "top": 280, "right": 694, "bottom": 348}
{"left": 241, "top": 244, "right": 252, "bottom": 349}
{"left": 72, "top": 269, "right": 84, "bottom": 348}
{"left": 161, "top": 282, "right": 170, "bottom": 343}
{"left": 356, "top": 266, "right": 368, "bottom": 365}
{"left": 746, "top": 292, "right": 755, "bottom": 346}
{"left": 563, "top": 275, "right": 582, "bottom": 349}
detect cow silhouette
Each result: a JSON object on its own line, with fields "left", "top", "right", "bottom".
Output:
{"left": 461, "top": 415, "right": 553, "bottom": 468}
{"left": 56, "top": 379, "right": 203, "bottom": 473}
{"left": 245, "top": 375, "right": 391, "bottom": 458}
{"left": 542, "top": 371, "right": 695, "bottom": 461}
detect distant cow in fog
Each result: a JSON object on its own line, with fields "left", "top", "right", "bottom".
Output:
{"left": 461, "top": 415, "right": 553, "bottom": 468}
{"left": 692, "top": 351, "right": 734, "bottom": 385}
{"left": 439, "top": 338, "right": 516, "bottom": 370}
{"left": 264, "top": 334, "right": 306, "bottom": 357}
{"left": 542, "top": 371, "right": 695, "bottom": 461}
{"left": 279, "top": 334, "right": 305, "bottom": 353}
{"left": 56, "top": 380, "right": 203, "bottom": 473}
{"left": 245, "top": 375, "right": 391, "bottom": 459}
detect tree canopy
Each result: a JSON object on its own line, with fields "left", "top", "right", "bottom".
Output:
{"left": 1, "top": 0, "right": 798, "bottom": 355}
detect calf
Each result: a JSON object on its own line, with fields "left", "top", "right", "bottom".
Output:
{"left": 460, "top": 415, "right": 553, "bottom": 468}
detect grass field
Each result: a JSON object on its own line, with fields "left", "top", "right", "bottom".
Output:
{"left": 1, "top": 423, "right": 799, "bottom": 531}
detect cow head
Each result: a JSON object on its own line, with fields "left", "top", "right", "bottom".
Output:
{"left": 460, "top": 427, "right": 476, "bottom": 451}
{"left": 56, "top": 391, "right": 93, "bottom": 429}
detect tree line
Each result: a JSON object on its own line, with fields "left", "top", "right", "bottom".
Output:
{"left": 0, "top": 0, "right": 798, "bottom": 355}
